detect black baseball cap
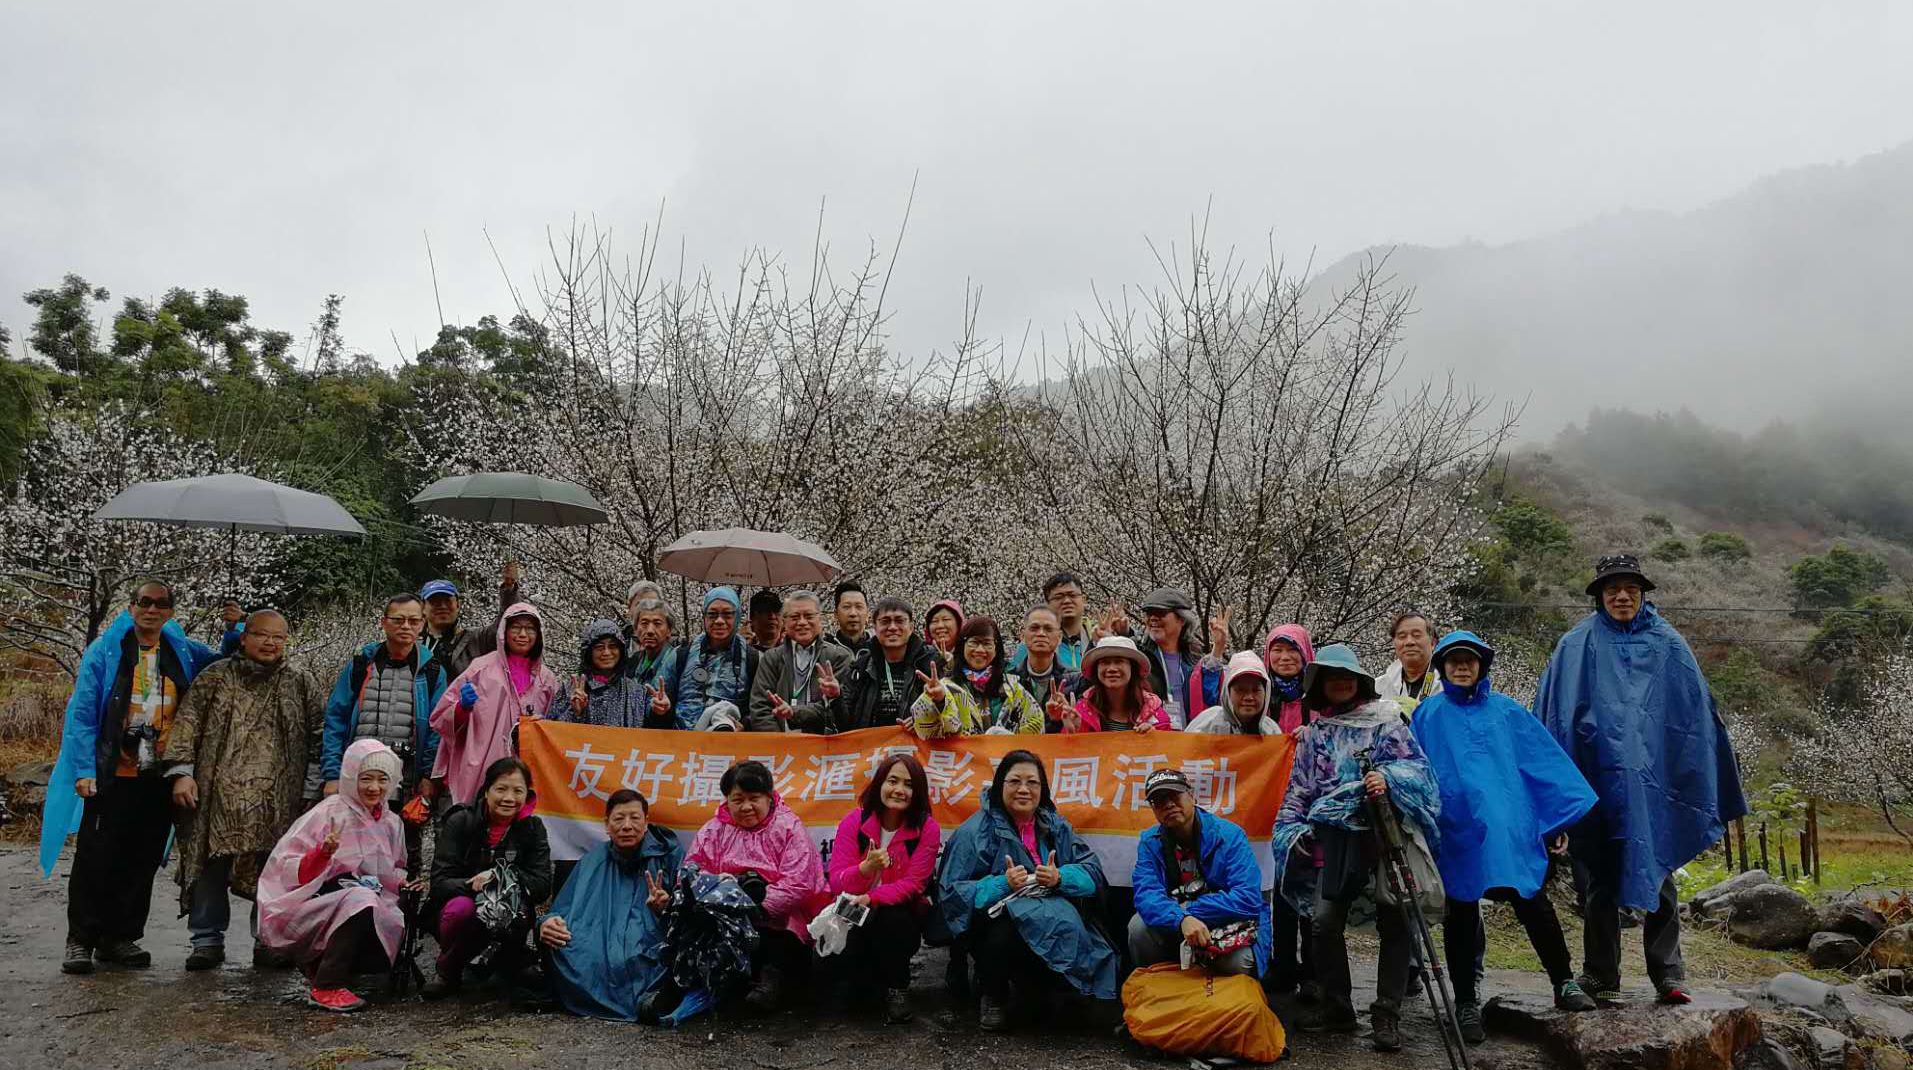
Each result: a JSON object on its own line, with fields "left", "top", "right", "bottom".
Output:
{"left": 1143, "top": 768, "right": 1194, "bottom": 800}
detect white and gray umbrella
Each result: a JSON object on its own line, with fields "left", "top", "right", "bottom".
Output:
{"left": 93, "top": 472, "right": 367, "bottom": 588}
{"left": 658, "top": 527, "right": 841, "bottom": 587}
{"left": 410, "top": 472, "right": 609, "bottom": 527}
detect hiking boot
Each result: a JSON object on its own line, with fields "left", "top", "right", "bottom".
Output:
{"left": 1554, "top": 978, "right": 1598, "bottom": 1012}
{"left": 308, "top": 986, "right": 366, "bottom": 1013}
{"left": 1576, "top": 973, "right": 1623, "bottom": 1004}
{"left": 1296, "top": 979, "right": 1323, "bottom": 1004}
{"left": 1454, "top": 1000, "right": 1486, "bottom": 1044}
{"left": 978, "top": 995, "right": 1008, "bottom": 1032}
{"left": 1656, "top": 982, "right": 1692, "bottom": 1006}
{"left": 1370, "top": 1010, "right": 1404, "bottom": 1052}
{"left": 61, "top": 943, "right": 94, "bottom": 975}
{"left": 96, "top": 941, "right": 151, "bottom": 968}
{"left": 1299, "top": 1005, "right": 1360, "bottom": 1033}
{"left": 184, "top": 945, "right": 225, "bottom": 971}
{"left": 884, "top": 987, "right": 913, "bottom": 1024}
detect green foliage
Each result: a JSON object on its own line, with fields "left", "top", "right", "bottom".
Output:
{"left": 1790, "top": 545, "right": 1891, "bottom": 609}
{"left": 0, "top": 354, "right": 55, "bottom": 486}
{"left": 1493, "top": 496, "right": 1574, "bottom": 561}
{"left": 1750, "top": 781, "right": 1810, "bottom": 839}
{"left": 23, "top": 274, "right": 112, "bottom": 375}
{"left": 1698, "top": 531, "right": 1751, "bottom": 561}
{"left": 1642, "top": 513, "right": 1674, "bottom": 534}
{"left": 1808, "top": 595, "right": 1913, "bottom": 664}
{"left": 1652, "top": 537, "right": 1691, "bottom": 562}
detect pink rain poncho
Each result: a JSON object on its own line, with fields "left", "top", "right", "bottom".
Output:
{"left": 429, "top": 602, "right": 559, "bottom": 804}
{"left": 685, "top": 794, "right": 828, "bottom": 943}
{"left": 257, "top": 738, "right": 408, "bottom": 963}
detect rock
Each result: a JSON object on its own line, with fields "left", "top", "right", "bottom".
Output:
{"left": 1818, "top": 900, "right": 1890, "bottom": 943}
{"left": 1809, "top": 932, "right": 1870, "bottom": 972}
{"left": 1738, "top": 1036, "right": 1808, "bottom": 1070}
{"left": 1875, "top": 924, "right": 1913, "bottom": 971}
{"left": 1807, "top": 1026, "right": 1853, "bottom": 1070}
{"left": 1485, "top": 989, "right": 1761, "bottom": 1070}
{"left": 1861, "top": 969, "right": 1910, "bottom": 997}
{"left": 1695, "top": 870, "right": 1775, "bottom": 916}
{"left": 1, "top": 760, "right": 53, "bottom": 789}
{"left": 1729, "top": 885, "right": 1823, "bottom": 950}
{"left": 1831, "top": 984, "right": 1913, "bottom": 1046}
{"left": 1765, "top": 973, "right": 1847, "bottom": 1018}
{"left": 1869, "top": 1048, "right": 1909, "bottom": 1070}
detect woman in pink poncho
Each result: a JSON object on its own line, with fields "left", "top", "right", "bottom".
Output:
{"left": 257, "top": 738, "right": 408, "bottom": 1013}
{"left": 430, "top": 602, "right": 558, "bottom": 805}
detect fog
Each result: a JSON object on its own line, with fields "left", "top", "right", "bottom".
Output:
{"left": 2, "top": 1, "right": 1909, "bottom": 438}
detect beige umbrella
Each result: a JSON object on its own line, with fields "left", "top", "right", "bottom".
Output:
{"left": 657, "top": 528, "right": 841, "bottom": 587}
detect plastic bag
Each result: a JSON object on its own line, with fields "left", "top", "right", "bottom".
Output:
{"left": 806, "top": 893, "right": 869, "bottom": 957}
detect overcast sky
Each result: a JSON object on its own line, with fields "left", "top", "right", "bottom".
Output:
{"left": 3, "top": 1, "right": 1909, "bottom": 423}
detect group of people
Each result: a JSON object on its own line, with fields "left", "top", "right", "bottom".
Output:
{"left": 37, "top": 553, "right": 1746, "bottom": 1055}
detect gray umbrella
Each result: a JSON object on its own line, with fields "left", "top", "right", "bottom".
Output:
{"left": 93, "top": 472, "right": 367, "bottom": 588}
{"left": 410, "top": 472, "right": 609, "bottom": 527}
{"left": 658, "top": 527, "right": 841, "bottom": 586}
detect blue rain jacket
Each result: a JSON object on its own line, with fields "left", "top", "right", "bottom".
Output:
{"left": 1132, "top": 808, "right": 1273, "bottom": 977}
{"left": 1411, "top": 631, "right": 1597, "bottom": 902}
{"left": 543, "top": 825, "right": 683, "bottom": 1021}
{"left": 1535, "top": 604, "right": 1747, "bottom": 910}
{"left": 40, "top": 612, "right": 223, "bottom": 876}
{"left": 937, "top": 798, "right": 1119, "bottom": 999}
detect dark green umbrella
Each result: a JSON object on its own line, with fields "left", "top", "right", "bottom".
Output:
{"left": 410, "top": 472, "right": 608, "bottom": 526}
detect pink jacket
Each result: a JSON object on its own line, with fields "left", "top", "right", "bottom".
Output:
{"left": 1063, "top": 688, "right": 1174, "bottom": 733}
{"left": 686, "top": 794, "right": 828, "bottom": 942}
{"left": 257, "top": 739, "right": 408, "bottom": 963}
{"left": 1264, "top": 623, "right": 1317, "bottom": 734}
{"left": 430, "top": 602, "right": 559, "bottom": 804}
{"left": 826, "top": 808, "right": 942, "bottom": 908}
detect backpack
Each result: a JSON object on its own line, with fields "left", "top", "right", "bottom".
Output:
{"left": 1122, "top": 963, "right": 1287, "bottom": 1064}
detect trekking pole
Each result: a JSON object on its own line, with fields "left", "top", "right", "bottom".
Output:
{"left": 1361, "top": 755, "right": 1472, "bottom": 1070}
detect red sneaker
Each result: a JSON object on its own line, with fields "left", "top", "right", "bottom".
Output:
{"left": 309, "top": 986, "right": 366, "bottom": 1013}
{"left": 1656, "top": 985, "right": 1692, "bottom": 1005}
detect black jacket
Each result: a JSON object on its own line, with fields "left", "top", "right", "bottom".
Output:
{"left": 430, "top": 801, "right": 554, "bottom": 910}
{"left": 837, "top": 636, "right": 942, "bottom": 733}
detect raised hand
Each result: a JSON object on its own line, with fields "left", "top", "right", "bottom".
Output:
{"left": 645, "top": 871, "right": 671, "bottom": 912}
{"left": 816, "top": 661, "right": 841, "bottom": 700}
{"left": 1061, "top": 703, "right": 1084, "bottom": 733}
{"left": 768, "top": 693, "right": 794, "bottom": 722}
{"left": 1004, "top": 853, "right": 1031, "bottom": 892}
{"left": 915, "top": 669, "right": 946, "bottom": 705}
{"left": 570, "top": 680, "right": 589, "bottom": 713}
{"left": 458, "top": 681, "right": 480, "bottom": 709}
{"left": 1044, "top": 686, "right": 1071, "bottom": 725}
{"left": 502, "top": 559, "right": 522, "bottom": 587}
{"left": 1034, "top": 850, "right": 1062, "bottom": 889}
{"left": 321, "top": 822, "right": 342, "bottom": 856}
{"left": 649, "top": 682, "right": 671, "bottom": 717}
{"left": 1208, "top": 604, "right": 1232, "bottom": 655}
{"left": 221, "top": 601, "right": 244, "bottom": 626}
{"left": 860, "top": 843, "right": 891, "bottom": 877}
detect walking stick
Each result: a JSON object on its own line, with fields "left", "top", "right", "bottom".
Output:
{"left": 1361, "top": 755, "right": 1472, "bottom": 1070}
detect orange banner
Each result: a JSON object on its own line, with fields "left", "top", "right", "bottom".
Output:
{"left": 520, "top": 721, "right": 1294, "bottom": 887}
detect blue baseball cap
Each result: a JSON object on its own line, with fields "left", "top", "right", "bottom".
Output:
{"left": 419, "top": 580, "right": 460, "bottom": 600}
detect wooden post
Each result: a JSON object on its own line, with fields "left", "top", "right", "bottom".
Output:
{"left": 1737, "top": 819, "right": 1750, "bottom": 874}
{"left": 1779, "top": 838, "right": 1789, "bottom": 881}
{"left": 1759, "top": 823, "right": 1769, "bottom": 872}
{"left": 1807, "top": 799, "right": 1822, "bottom": 884}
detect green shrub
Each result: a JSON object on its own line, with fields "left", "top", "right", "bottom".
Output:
{"left": 1652, "top": 538, "right": 1691, "bottom": 562}
{"left": 1789, "top": 545, "right": 1891, "bottom": 609}
{"left": 1698, "top": 531, "right": 1751, "bottom": 562}
{"left": 1642, "top": 514, "right": 1674, "bottom": 534}
{"left": 1493, "top": 497, "right": 1574, "bottom": 562}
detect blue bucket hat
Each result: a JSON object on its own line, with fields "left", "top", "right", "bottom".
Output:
{"left": 1301, "top": 643, "right": 1379, "bottom": 705}
{"left": 419, "top": 579, "right": 459, "bottom": 600}
{"left": 1432, "top": 630, "right": 1496, "bottom": 677}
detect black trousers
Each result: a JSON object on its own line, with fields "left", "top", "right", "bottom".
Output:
{"left": 1268, "top": 893, "right": 1315, "bottom": 988}
{"left": 1575, "top": 863, "right": 1684, "bottom": 990}
{"left": 66, "top": 775, "right": 173, "bottom": 948}
{"left": 836, "top": 904, "right": 922, "bottom": 990}
{"left": 313, "top": 907, "right": 392, "bottom": 988}
{"left": 968, "top": 913, "right": 1059, "bottom": 1001}
{"left": 1444, "top": 890, "right": 1573, "bottom": 1004}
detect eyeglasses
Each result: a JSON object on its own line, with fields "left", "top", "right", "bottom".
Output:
{"left": 133, "top": 597, "right": 174, "bottom": 610}
{"left": 384, "top": 615, "right": 426, "bottom": 626}
{"left": 249, "top": 633, "right": 290, "bottom": 643}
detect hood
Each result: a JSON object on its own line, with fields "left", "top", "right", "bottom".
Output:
{"left": 1263, "top": 623, "right": 1316, "bottom": 673}
{"left": 338, "top": 738, "right": 400, "bottom": 820}
{"left": 494, "top": 601, "right": 545, "bottom": 664}
{"left": 1221, "top": 650, "right": 1271, "bottom": 716}
{"left": 1432, "top": 630, "right": 1495, "bottom": 677}
{"left": 577, "top": 617, "right": 627, "bottom": 674}
{"left": 713, "top": 791, "right": 789, "bottom": 831}
{"left": 926, "top": 599, "right": 964, "bottom": 630}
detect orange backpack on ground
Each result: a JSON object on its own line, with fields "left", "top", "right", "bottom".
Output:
{"left": 1121, "top": 962, "right": 1288, "bottom": 1064}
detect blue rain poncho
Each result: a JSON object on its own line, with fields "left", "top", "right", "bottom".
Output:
{"left": 1535, "top": 604, "right": 1747, "bottom": 911}
{"left": 936, "top": 797, "right": 1119, "bottom": 999}
{"left": 542, "top": 824, "right": 682, "bottom": 1021}
{"left": 1411, "top": 631, "right": 1597, "bottom": 902}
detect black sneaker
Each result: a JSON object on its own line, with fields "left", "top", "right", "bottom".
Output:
{"left": 252, "top": 945, "right": 293, "bottom": 970}
{"left": 1455, "top": 1000, "right": 1486, "bottom": 1044}
{"left": 97, "top": 941, "right": 151, "bottom": 968}
{"left": 1555, "top": 979, "right": 1598, "bottom": 1012}
{"left": 184, "top": 945, "right": 225, "bottom": 971}
{"left": 1370, "top": 1011, "right": 1403, "bottom": 1052}
{"left": 1577, "top": 973, "right": 1623, "bottom": 1004}
{"left": 978, "top": 995, "right": 1008, "bottom": 1032}
{"left": 1299, "top": 1006, "right": 1360, "bottom": 1033}
{"left": 884, "top": 987, "right": 914, "bottom": 1024}
{"left": 61, "top": 943, "right": 94, "bottom": 975}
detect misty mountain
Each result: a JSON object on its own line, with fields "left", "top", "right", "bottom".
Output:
{"left": 1313, "top": 141, "right": 1913, "bottom": 440}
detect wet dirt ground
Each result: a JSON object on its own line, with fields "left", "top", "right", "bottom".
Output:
{"left": 1, "top": 845, "right": 1570, "bottom": 1069}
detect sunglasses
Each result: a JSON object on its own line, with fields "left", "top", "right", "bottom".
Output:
{"left": 133, "top": 597, "right": 174, "bottom": 610}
